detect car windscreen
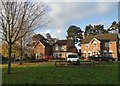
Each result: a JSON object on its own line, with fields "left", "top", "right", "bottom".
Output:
{"left": 68, "top": 55, "right": 78, "bottom": 58}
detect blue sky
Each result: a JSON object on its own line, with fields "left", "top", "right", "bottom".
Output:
{"left": 35, "top": 2, "right": 118, "bottom": 40}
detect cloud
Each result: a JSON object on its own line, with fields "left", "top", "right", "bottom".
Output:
{"left": 39, "top": 2, "right": 117, "bottom": 39}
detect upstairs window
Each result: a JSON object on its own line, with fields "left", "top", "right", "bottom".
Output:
{"left": 93, "top": 43, "right": 97, "bottom": 48}
{"left": 61, "top": 46, "right": 65, "bottom": 50}
{"left": 105, "top": 42, "right": 111, "bottom": 47}
{"left": 36, "top": 47, "right": 40, "bottom": 51}
{"left": 55, "top": 45, "right": 58, "bottom": 51}
{"left": 85, "top": 44, "right": 89, "bottom": 48}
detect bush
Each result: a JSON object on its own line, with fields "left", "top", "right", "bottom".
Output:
{"left": 80, "top": 56, "right": 86, "bottom": 59}
{"left": 0, "top": 55, "right": 8, "bottom": 64}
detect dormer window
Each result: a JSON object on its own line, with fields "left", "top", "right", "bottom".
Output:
{"left": 55, "top": 44, "right": 58, "bottom": 51}
{"left": 61, "top": 46, "right": 64, "bottom": 50}
{"left": 105, "top": 42, "right": 111, "bottom": 47}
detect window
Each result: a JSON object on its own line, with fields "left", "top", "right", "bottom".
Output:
{"left": 85, "top": 44, "right": 89, "bottom": 48}
{"left": 61, "top": 46, "right": 64, "bottom": 50}
{"left": 55, "top": 45, "right": 58, "bottom": 51}
{"left": 59, "top": 54, "right": 62, "bottom": 58}
{"left": 93, "top": 52, "right": 96, "bottom": 55}
{"left": 105, "top": 42, "right": 111, "bottom": 47}
{"left": 83, "top": 51, "right": 87, "bottom": 58}
{"left": 88, "top": 51, "right": 91, "bottom": 56}
{"left": 93, "top": 43, "right": 97, "bottom": 48}
{"left": 54, "top": 54, "right": 58, "bottom": 58}
{"left": 36, "top": 47, "right": 40, "bottom": 51}
{"left": 84, "top": 53, "right": 86, "bottom": 58}
{"left": 88, "top": 53, "right": 90, "bottom": 56}
{"left": 103, "top": 50, "right": 107, "bottom": 56}
{"left": 109, "top": 52, "right": 113, "bottom": 57}
{"left": 109, "top": 50, "right": 113, "bottom": 57}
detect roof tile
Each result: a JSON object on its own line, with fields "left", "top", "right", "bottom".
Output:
{"left": 81, "top": 33, "right": 118, "bottom": 44}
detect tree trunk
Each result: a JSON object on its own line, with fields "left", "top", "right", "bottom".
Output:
{"left": 8, "top": 44, "right": 12, "bottom": 74}
{"left": 19, "top": 39, "right": 23, "bottom": 65}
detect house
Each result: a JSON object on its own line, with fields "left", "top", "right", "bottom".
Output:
{"left": 53, "top": 40, "right": 78, "bottom": 59}
{"left": 33, "top": 41, "right": 52, "bottom": 59}
{"left": 81, "top": 34, "right": 119, "bottom": 60}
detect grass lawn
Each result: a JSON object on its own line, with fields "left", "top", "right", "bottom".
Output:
{"left": 2, "top": 62, "right": 118, "bottom": 84}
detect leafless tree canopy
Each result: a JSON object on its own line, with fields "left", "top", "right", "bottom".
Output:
{"left": 0, "top": 0, "right": 48, "bottom": 74}
{"left": 0, "top": 1, "right": 48, "bottom": 44}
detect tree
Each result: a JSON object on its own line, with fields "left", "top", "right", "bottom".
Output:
{"left": 93, "top": 24, "right": 107, "bottom": 34}
{"left": 1, "top": 42, "right": 20, "bottom": 58}
{"left": 46, "top": 33, "right": 56, "bottom": 45}
{"left": 66, "top": 25, "right": 83, "bottom": 45}
{"left": 118, "top": 21, "right": 120, "bottom": 33}
{"left": 84, "top": 24, "right": 94, "bottom": 37}
{"left": 1, "top": 42, "right": 8, "bottom": 58}
{"left": 0, "top": 1, "right": 48, "bottom": 74}
{"left": 15, "top": 32, "right": 33, "bottom": 65}
{"left": 107, "top": 21, "right": 119, "bottom": 33}
{"left": 84, "top": 24, "right": 108, "bottom": 37}
{"left": 32, "top": 34, "right": 46, "bottom": 42}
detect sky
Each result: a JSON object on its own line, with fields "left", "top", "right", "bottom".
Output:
{"left": 35, "top": 1, "right": 118, "bottom": 40}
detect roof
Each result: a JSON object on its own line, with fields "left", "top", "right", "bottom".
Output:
{"left": 53, "top": 46, "right": 78, "bottom": 53}
{"left": 54, "top": 40, "right": 72, "bottom": 46}
{"left": 27, "top": 40, "right": 51, "bottom": 48}
{"left": 40, "top": 41, "right": 51, "bottom": 47}
{"left": 67, "top": 46, "right": 78, "bottom": 53}
{"left": 81, "top": 33, "right": 118, "bottom": 44}
{"left": 53, "top": 40, "right": 78, "bottom": 53}
{"left": 27, "top": 41, "right": 37, "bottom": 47}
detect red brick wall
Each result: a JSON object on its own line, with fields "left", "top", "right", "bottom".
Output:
{"left": 81, "top": 40, "right": 118, "bottom": 59}
{"left": 81, "top": 40, "right": 101, "bottom": 58}
{"left": 33, "top": 42, "right": 45, "bottom": 55}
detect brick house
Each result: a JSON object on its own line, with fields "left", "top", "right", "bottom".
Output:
{"left": 53, "top": 40, "right": 78, "bottom": 59}
{"left": 33, "top": 41, "right": 52, "bottom": 59}
{"left": 81, "top": 34, "right": 119, "bottom": 60}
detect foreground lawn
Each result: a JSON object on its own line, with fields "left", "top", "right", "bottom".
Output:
{"left": 2, "top": 62, "right": 118, "bottom": 84}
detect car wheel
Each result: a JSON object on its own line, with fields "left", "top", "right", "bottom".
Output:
{"left": 77, "top": 60, "right": 80, "bottom": 65}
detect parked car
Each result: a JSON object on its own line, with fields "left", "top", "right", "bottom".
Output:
{"left": 67, "top": 54, "right": 80, "bottom": 65}
{"left": 118, "top": 57, "right": 120, "bottom": 61}
{"left": 90, "top": 56, "right": 115, "bottom": 62}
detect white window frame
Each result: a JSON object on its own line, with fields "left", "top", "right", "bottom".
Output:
{"left": 55, "top": 44, "right": 59, "bottom": 51}
{"left": 84, "top": 51, "right": 87, "bottom": 58}
{"left": 105, "top": 42, "right": 111, "bottom": 47}
{"left": 109, "top": 50, "right": 114, "bottom": 57}
{"left": 93, "top": 43, "right": 97, "bottom": 48}
{"left": 103, "top": 50, "right": 107, "bottom": 56}
{"left": 85, "top": 44, "right": 89, "bottom": 48}
{"left": 61, "top": 46, "right": 65, "bottom": 50}
{"left": 88, "top": 51, "right": 91, "bottom": 56}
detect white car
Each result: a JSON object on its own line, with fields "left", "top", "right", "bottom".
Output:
{"left": 67, "top": 54, "right": 80, "bottom": 65}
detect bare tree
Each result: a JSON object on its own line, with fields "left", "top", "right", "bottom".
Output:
{"left": 17, "top": 31, "right": 33, "bottom": 65}
{"left": 0, "top": 1, "right": 49, "bottom": 74}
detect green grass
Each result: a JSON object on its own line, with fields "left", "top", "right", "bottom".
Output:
{"left": 2, "top": 62, "right": 118, "bottom": 84}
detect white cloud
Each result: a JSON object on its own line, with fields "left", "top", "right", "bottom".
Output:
{"left": 42, "top": 2, "right": 117, "bottom": 39}
{"left": 35, "top": 0, "right": 119, "bottom": 2}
